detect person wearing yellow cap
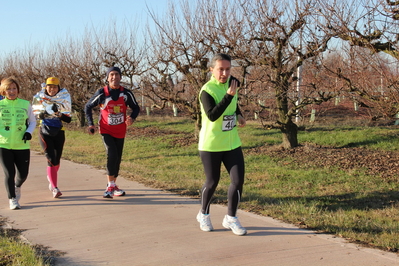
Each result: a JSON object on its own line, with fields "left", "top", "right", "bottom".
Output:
{"left": 32, "top": 77, "right": 72, "bottom": 198}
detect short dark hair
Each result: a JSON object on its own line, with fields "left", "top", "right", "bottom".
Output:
{"left": 210, "top": 53, "right": 231, "bottom": 68}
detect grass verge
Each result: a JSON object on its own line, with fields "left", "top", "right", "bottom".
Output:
{"left": 0, "top": 218, "right": 51, "bottom": 265}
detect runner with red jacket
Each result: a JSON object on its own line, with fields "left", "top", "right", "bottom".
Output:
{"left": 85, "top": 66, "right": 140, "bottom": 198}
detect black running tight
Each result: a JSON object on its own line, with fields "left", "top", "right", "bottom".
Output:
{"left": 0, "top": 148, "right": 30, "bottom": 199}
{"left": 101, "top": 134, "right": 124, "bottom": 178}
{"left": 199, "top": 147, "right": 245, "bottom": 217}
{"left": 39, "top": 130, "right": 65, "bottom": 167}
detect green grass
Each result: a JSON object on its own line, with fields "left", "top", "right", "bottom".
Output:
{"left": 299, "top": 126, "right": 399, "bottom": 150}
{"left": 27, "top": 117, "right": 399, "bottom": 253}
{"left": 0, "top": 233, "right": 49, "bottom": 265}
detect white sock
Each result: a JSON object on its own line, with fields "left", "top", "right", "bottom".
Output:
{"left": 108, "top": 181, "right": 115, "bottom": 187}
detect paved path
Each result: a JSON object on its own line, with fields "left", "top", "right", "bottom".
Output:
{"left": 0, "top": 153, "right": 398, "bottom": 266}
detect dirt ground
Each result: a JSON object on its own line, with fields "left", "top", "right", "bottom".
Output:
{"left": 127, "top": 123, "right": 399, "bottom": 182}
{"left": 247, "top": 142, "right": 399, "bottom": 182}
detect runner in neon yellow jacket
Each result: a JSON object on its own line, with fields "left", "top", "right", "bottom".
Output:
{"left": 0, "top": 77, "right": 36, "bottom": 210}
{"left": 196, "top": 53, "right": 247, "bottom": 236}
{"left": 198, "top": 74, "right": 242, "bottom": 152}
{"left": 0, "top": 98, "right": 32, "bottom": 150}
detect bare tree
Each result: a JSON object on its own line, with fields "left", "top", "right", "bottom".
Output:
{"left": 146, "top": 1, "right": 214, "bottom": 136}
{"left": 3, "top": 0, "right": 397, "bottom": 139}
{"left": 0, "top": 47, "right": 47, "bottom": 100}
{"left": 94, "top": 20, "right": 148, "bottom": 89}
{"left": 53, "top": 33, "right": 104, "bottom": 127}
{"left": 196, "top": 0, "right": 339, "bottom": 148}
{"left": 325, "top": 0, "right": 399, "bottom": 58}
{"left": 54, "top": 21, "right": 147, "bottom": 127}
{"left": 320, "top": 0, "right": 399, "bottom": 121}
{"left": 145, "top": 0, "right": 347, "bottom": 148}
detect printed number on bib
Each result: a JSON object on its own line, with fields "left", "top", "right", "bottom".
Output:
{"left": 222, "top": 115, "right": 236, "bottom": 131}
{"left": 108, "top": 113, "right": 124, "bottom": 125}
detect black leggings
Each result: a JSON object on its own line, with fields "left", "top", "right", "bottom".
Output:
{"left": 0, "top": 148, "right": 30, "bottom": 199}
{"left": 101, "top": 134, "right": 124, "bottom": 178}
{"left": 199, "top": 147, "right": 245, "bottom": 217}
{"left": 39, "top": 130, "right": 65, "bottom": 166}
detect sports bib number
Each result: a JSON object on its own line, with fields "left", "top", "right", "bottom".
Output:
{"left": 222, "top": 115, "right": 236, "bottom": 131}
{"left": 108, "top": 113, "right": 124, "bottom": 125}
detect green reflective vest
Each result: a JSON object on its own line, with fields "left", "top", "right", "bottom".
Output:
{"left": 0, "top": 98, "right": 30, "bottom": 150}
{"left": 198, "top": 76, "right": 242, "bottom": 152}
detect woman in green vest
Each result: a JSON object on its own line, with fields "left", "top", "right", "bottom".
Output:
{"left": 0, "top": 77, "right": 36, "bottom": 209}
{"left": 196, "top": 53, "right": 247, "bottom": 236}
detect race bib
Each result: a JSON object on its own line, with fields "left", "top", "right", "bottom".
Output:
{"left": 107, "top": 113, "right": 124, "bottom": 125}
{"left": 222, "top": 115, "right": 236, "bottom": 131}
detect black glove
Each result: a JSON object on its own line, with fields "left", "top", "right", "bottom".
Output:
{"left": 22, "top": 132, "right": 32, "bottom": 143}
{"left": 228, "top": 76, "right": 240, "bottom": 88}
{"left": 52, "top": 103, "right": 58, "bottom": 113}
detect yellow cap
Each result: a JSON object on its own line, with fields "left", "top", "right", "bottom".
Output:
{"left": 46, "top": 77, "right": 60, "bottom": 86}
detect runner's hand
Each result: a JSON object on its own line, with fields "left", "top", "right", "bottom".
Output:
{"left": 126, "top": 117, "right": 134, "bottom": 126}
{"left": 237, "top": 115, "right": 246, "bottom": 128}
{"left": 22, "top": 132, "right": 32, "bottom": 143}
{"left": 227, "top": 77, "right": 240, "bottom": 96}
{"left": 88, "top": 126, "right": 95, "bottom": 135}
{"left": 52, "top": 103, "right": 58, "bottom": 113}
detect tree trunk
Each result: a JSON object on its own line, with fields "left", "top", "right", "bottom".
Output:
{"left": 275, "top": 85, "right": 299, "bottom": 149}
{"left": 281, "top": 120, "right": 298, "bottom": 149}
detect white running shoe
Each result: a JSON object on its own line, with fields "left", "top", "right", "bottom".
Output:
{"left": 114, "top": 185, "right": 126, "bottom": 196}
{"left": 222, "top": 215, "right": 247, "bottom": 236}
{"left": 52, "top": 188, "right": 62, "bottom": 198}
{"left": 9, "top": 198, "right": 20, "bottom": 210}
{"left": 196, "top": 210, "right": 214, "bottom": 232}
{"left": 15, "top": 186, "right": 21, "bottom": 201}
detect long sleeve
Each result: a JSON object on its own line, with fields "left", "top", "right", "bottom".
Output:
{"left": 125, "top": 89, "right": 140, "bottom": 119}
{"left": 84, "top": 89, "right": 104, "bottom": 126}
{"left": 26, "top": 105, "right": 37, "bottom": 134}
{"left": 60, "top": 113, "right": 72, "bottom": 123}
{"left": 200, "top": 90, "right": 238, "bottom": 122}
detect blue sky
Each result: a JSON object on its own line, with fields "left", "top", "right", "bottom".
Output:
{"left": 0, "top": 0, "right": 174, "bottom": 55}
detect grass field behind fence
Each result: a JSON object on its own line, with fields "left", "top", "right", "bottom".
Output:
{"left": 23, "top": 117, "right": 399, "bottom": 256}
